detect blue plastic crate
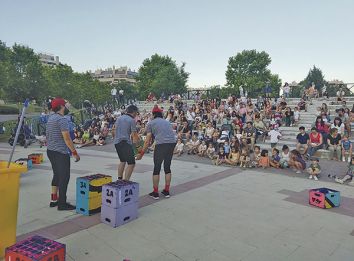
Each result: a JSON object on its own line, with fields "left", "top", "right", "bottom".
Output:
{"left": 76, "top": 174, "right": 112, "bottom": 198}
{"left": 76, "top": 195, "right": 102, "bottom": 216}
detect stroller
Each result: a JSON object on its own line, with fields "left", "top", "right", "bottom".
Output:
{"left": 217, "top": 124, "right": 233, "bottom": 143}
{"left": 8, "top": 123, "right": 36, "bottom": 148}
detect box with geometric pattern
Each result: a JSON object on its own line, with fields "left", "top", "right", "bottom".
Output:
{"left": 309, "top": 187, "right": 340, "bottom": 209}
{"left": 5, "top": 235, "right": 65, "bottom": 261}
{"left": 76, "top": 174, "right": 112, "bottom": 216}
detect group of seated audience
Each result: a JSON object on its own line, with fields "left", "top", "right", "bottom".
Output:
{"left": 55, "top": 91, "right": 354, "bottom": 184}
{"left": 72, "top": 110, "right": 116, "bottom": 147}
{"left": 136, "top": 94, "right": 354, "bottom": 184}
{"left": 137, "top": 96, "right": 302, "bottom": 170}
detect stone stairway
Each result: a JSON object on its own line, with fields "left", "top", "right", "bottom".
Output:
{"left": 258, "top": 97, "right": 354, "bottom": 151}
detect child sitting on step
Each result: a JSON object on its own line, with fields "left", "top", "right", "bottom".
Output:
{"left": 206, "top": 143, "right": 216, "bottom": 159}
{"left": 307, "top": 157, "right": 321, "bottom": 181}
{"left": 258, "top": 149, "right": 270, "bottom": 169}
{"left": 215, "top": 146, "right": 227, "bottom": 166}
{"left": 198, "top": 140, "right": 207, "bottom": 157}
{"left": 280, "top": 145, "right": 290, "bottom": 168}
{"left": 270, "top": 148, "right": 281, "bottom": 168}
{"left": 289, "top": 149, "right": 306, "bottom": 174}
{"left": 226, "top": 147, "right": 239, "bottom": 166}
{"left": 293, "top": 107, "right": 300, "bottom": 126}
{"left": 341, "top": 134, "right": 352, "bottom": 162}
{"left": 239, "top": 147, "right": 250, "bottom": 168}
{"left": 252, "top": 146, "right": 261, "bottom": 167}
{"left": 174, "top": 138, "right": 184, "bottom": 156}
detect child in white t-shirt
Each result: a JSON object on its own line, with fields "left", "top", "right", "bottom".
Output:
{"left": 268, "top": 127, "right": 282, "bottom": 148}
{"left": 174, "top": 139, "right": 184, "bottom": 156}
{"left": 280, "top": 145, "right": 290, "bottom": 168}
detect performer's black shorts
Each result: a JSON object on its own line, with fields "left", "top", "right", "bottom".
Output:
{"left": 115, "top": 141, "right": 135, "bottom": 165}
{"left": 153, "top": 143, "right": 176, "bottom": 175}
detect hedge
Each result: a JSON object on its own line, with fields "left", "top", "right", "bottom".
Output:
{"left": 0, "top": 105, "right": 20, "bottom": 114}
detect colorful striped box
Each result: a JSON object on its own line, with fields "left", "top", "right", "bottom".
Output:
{"left": 28, "top": 154, "right": 43, "bottom": 165}
{"left": 76, "top": 174, "right": 112, "bottom": 216}
{"left": 309, "top": 188, "right": 340, "bottom": 209}
{"left": 76, "top": 174, "right": 112, "bottom": 198}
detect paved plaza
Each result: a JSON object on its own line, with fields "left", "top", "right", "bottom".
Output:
{"left": 1, "top": 140, "right": 354, "bottom": 261}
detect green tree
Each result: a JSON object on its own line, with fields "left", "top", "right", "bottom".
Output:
{"left": 300, "top": 65, "right": 326, "bottom": 90}
{"left": 225, "top": 50, "right": 281, "bottom": 97}
{"left": 43, "top": 64, "right": 75, "bottom": 99}
{"left": 208, "top": 85, "right": 230, "bottom": 99}
{"left": 44, "top": 65, "right": 111, "bottom": 108}
{"left": 136, "top": 54, "right": 189, "bottom": 99}
{"left": 0, "top": 41, "right": 11, "bottom": 98}
{"left": 3, "top": 44, "right": 46, "bottom": 102}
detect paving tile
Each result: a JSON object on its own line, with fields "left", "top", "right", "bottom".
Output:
{"left": 151, "top": 252, "right": 185, "bottom": 261}
{"left": 285, "top": 246, "right": 332, "bottom": 261}
{"left": 329, "top": 245, "right": 354, "bottom": 261}
{"left": 197, "top": 250, "right": 235, "bottom": 261}
{"left": 60, "top": 230, "right": 125, "bottom": 261}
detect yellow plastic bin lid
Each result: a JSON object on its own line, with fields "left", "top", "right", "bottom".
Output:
{"left": 0, "top": 161, "right": 27, "bottom": 257}
{"left": 0, "top": 161, "right": 27, "bottom": 188}
{"left": 0, "top": 161, "right": 27, "bottom": 174}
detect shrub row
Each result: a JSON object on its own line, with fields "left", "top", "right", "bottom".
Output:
{"left": 0, "top": 105, "right": 19, "bottom": 114}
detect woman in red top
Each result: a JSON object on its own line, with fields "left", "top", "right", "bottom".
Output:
{"left": 307, "top": 127, "right": 323, "bottom": 157}
{"left": 232, "top": 116, "right": 243, "bottom": 134}
{"left": 314, "top": 116, "right": 329, "bottom": 147}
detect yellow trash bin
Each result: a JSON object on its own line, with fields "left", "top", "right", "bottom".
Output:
{"left": 0, "top": 161, "right": 27, "bottom": 258}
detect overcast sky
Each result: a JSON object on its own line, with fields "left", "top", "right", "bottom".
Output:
{"left": 1, "top": 0, "right": 353, "bottom": 87}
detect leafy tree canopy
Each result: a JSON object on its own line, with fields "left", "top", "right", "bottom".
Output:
{"left": 225, "top": 50, "right": 281, "bottom": 97}
{"left": 136, "top": 54, "right": 189, "bottom": 99}
{"left": 0, "top": 41, "right": 112, "bottom": 107}
{"left": 300, "top": 65, "right": 326, "bottom": 90}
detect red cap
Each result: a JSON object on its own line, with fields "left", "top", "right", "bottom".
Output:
{"left": 152, "top": 105, "right": 163, "bottom": 113}
{"left": 51, "top": 98, "right": 66, "bottom": 109}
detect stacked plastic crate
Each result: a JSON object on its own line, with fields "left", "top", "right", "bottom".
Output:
{"left": 76, "top": 174, "right": 112, "bottom": 216}
{"left": 5, "top": 235, "right": 65, "bottom": 261}
{"left": 101, "top": 180, "right": 139, "bottom": 227}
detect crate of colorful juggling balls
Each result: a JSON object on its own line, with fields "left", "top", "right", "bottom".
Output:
{"left": 28, "top": 153, "right": 43, "bottom": 165}
{"left": 309, "top": 188, "right": 340, "bottom": 209}
{"left": 76, "top": 174, "right": 112, "bottom": 216}
{"left": 5, "top": 235, "right": 65, "bottom": 261}
{"left": 101, "top": 180, "right": 139, "bottom": 228}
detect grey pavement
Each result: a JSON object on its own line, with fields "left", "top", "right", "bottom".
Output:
{"left": 1, "top": 141, "right": 354, "bottom": 261}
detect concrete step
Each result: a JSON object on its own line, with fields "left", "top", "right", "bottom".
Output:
{"left": 255, "top": 142, "right": 296, "bottom": 151}
{"left": 263, "top": 139, "right": 297, "bottom": 145}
